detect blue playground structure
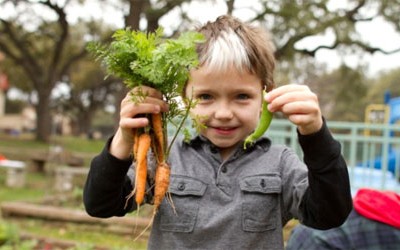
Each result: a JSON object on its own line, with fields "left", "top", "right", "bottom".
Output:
{"left": 359, "top": 92, "right": 400, "bottom": 175}
{"left": 388, "top": 96, "right": 400, "bottom": 125}
{"left": 365, "top": 151, "right": 398, "bottom": 174}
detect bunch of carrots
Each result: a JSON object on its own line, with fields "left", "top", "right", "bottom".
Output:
{"left": 88, "top": 28, "right": 204, "bottom": 229}
{"left": 128, "top": 112, "right": 169, "bottom": 211}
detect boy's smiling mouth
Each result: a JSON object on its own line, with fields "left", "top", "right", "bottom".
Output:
{"left": 211, "top": 126, "right": 238, "bottom": 135}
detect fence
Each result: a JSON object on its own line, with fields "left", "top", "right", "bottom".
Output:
{"left": 267, "top": 119, "right": 400, "bottom": 193}
{"left": 169, "top": 119, "right": 400, "bottom": 193}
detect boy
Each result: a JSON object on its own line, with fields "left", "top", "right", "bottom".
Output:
{"left": 83, "top": 15, "right": 352, "bottom": 249}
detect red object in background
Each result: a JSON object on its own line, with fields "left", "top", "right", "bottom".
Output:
{"left": 354, "top": 188, "right": 400, "bottom": 229}
{"left": 0, "top": 73, "right": 9, "bottom": 91}
{"left": 0, "top": 154, "right": 6, "bottom": 161}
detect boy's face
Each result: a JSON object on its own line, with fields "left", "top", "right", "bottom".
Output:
{"left": 185, "top": 66, "right": 263, "bottom": 158}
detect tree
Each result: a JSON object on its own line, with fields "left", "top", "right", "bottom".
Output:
{"left": 366, "top": 68, "right": 400, "bottom": 103}
{"left": 123, "top": 0, "right": 400, "bottom": 62}
{"left": 251, "top": 0, "right": 400, "bottom": 61}
{"left": 0, "top": 0, "right": 88, "bottom": 142}
{"left": 307, "top": 64, "right": 369, "bottom": 121}
{"left": 66, "top": 56, "right": 122, "bottom": 135}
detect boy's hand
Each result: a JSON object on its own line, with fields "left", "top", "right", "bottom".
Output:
{"left": 110, "top": 86, "right": 168, "bottom": 160}
{"left": 265, "top": 84, "right": 323, "bottom": 135}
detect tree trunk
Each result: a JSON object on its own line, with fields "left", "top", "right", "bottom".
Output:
{"left": 113, "top": 86, "right": 129, "bottom": 130}
{"left": 125, "top": 0, "right": 147, "bottom": 29}
{"left": 77, "top": 107, "right": 94, "bottom": 135}
{"left": 35, "top": 89, "right": 52, "bottom": 142}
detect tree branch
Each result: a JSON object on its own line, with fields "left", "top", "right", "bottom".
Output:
{"left": 226, "top": 0, "right": 235, "bottom": 15}
{"left": 60, "top": 48, "right": 88, "bottom": 77}
{"left": 38, "top": 0, "right": 69, "bottom": 82}
{"left": 0, "top": 19, "right": 42, "bottom": 84}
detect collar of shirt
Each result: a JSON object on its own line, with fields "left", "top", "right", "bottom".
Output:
{"left": 182, "top": 134, "right": 271, "bottom": 162}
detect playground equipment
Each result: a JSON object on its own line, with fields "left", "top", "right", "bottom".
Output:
{"left": 361, "top": 91, "right": 400, "bottom": 175}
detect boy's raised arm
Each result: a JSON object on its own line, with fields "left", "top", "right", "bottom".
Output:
{"left": 298, "top": 119, "right": 352, "bottom": 229}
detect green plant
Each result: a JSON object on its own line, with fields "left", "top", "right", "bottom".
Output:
{"left": 0, "top": 220, "right": 20, "bottom": 247}
{"left": 87, "top": 28, "right": 204, "bottom": 141}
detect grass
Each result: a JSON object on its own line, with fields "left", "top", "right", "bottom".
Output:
{"left": 0, "top": 133, "right": 104, "bottom": 156}
{"left": 6, "top": 218, "right": 148, "bottom": 250}
{"left": 0, "top": 185, "right": 45, "bottom": 203}
{"left": 0, "top": 133, "right": 105, "bottom": 170}
{"left": 51, "top": 136, "right": 106, "bottom": 154}
{"left": 0, "top": 170, "right": 47, "bottom": 202}
{"left": 0, "top": 134, "right": 49, "bottom": 150}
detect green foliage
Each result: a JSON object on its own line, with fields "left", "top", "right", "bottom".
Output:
{"left": 367, "top": 68, "right": 400, "bottom": 103}
{"left": 0, "top": 220, "right": 26, "bottom": 250}
{"left": 87, "top": 26, "right": 204, "bottom": 112}
{"left": 308, "top": 64, "right": 368, "bottom": 122}
{"left": 88, "top": 28, "right": 204, "bottom": 96}
{"left": 88, "top": 27, "right": 205, "bottom": 150}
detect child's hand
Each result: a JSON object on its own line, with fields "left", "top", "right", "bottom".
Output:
{"left": 265, "top": 84, "right": 323, "bottom": 135}
{"left": 110, "top": 86, "right": 168, "bottom": 160}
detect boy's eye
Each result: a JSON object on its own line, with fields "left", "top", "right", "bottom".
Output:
{"left": 197, "top": 94, "right": 212, "bottom": 101}
{"left": 237, "top": 93, "right": 249, "bottom": 100}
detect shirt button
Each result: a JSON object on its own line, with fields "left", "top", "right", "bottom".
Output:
{"left": 177, "top": 182, "right": 186, "bottom": 191}
{"left": 221, "top": 166, "right": 227, "bottom": 173}
{"left": 260, "top": 179, "right": 266, "bottom": 188}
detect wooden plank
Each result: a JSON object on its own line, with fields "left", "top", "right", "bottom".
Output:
{"left": 0, "top": 201, "right": 151, "bottom": 228}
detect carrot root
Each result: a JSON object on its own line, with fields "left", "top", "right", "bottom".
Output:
{"left": 131, "top": 114, "right": 172, "bottom": 241}
{"left": 134, "top": 162, "right": 172, "bottom": 241}
{"left": 151, "top": 113, "right": 165, "bottom": 163}
{"left": 125, "top": 132, "right": 151, "bottom": 211}
{"left": 132, "top": 128, "right": 139, "bottom": 160}
{"left": 134, "top": 133, "right": 151, "bottom": 206}
{"left": 153, "top": 162, "right": 171, "bottom": 209}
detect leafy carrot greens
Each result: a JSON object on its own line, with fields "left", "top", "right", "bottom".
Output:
{"left": 88, "top": 28, "right": 204, "bottom": 142}
{"left": 89, "top": 28, "right": 203, "bottom": 97}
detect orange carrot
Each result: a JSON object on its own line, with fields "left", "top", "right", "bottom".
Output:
{"left": 134, "top": 133, "right": 151, "bottom": 206}
{"left": 151, "top": 113, "right": 164, "bottom": 163}
{"left": 125, "top": 132, "right": 151, "bottom": 209}
{"left": 132, "top": 128, "right": 139, "bottom": 160}
{"left": 134, "top": 161, "right": 171, "bottom": 241}
{"left": 153, "top": 162, "right": 171, "bottom": 210}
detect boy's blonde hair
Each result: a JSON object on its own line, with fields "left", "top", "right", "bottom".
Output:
{"left": 196, "top": 15, "right": 276, "bottom": 91}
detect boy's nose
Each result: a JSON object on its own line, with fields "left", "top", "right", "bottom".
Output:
{"left": 214, "top": 102, "right": 234, "bottom": 120}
